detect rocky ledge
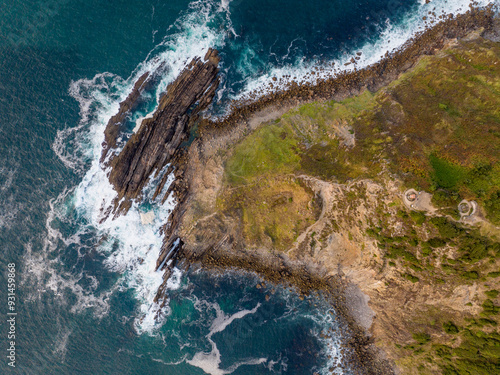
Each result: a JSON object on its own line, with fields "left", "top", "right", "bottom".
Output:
{"left": 103, "top": 48, "right": 220, "bottom": 215}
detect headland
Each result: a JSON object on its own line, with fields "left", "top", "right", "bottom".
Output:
{"left": 101, "top": 7, "right": 500, "bottom": 374}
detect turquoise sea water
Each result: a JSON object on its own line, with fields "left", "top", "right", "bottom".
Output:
{"left": 0, "top": 0, "right": 495, "bottom": 373}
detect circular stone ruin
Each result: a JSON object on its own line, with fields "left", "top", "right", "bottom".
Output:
{"left": 458, "top": 200, "right": 472, "bottom": 217}
{"left": 406, "top": 189, "right": 418, "bottom": 203}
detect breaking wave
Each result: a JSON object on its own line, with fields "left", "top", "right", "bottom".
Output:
{"left": 234, "top": 0, "right": 496, "bottom": 102}
{"left": 23, "top": 0, "right": 497, "bottom": 372}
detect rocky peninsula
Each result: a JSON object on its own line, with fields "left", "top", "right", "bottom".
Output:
{"left": 102, "top": 7, "right": 500, "bottom": 374}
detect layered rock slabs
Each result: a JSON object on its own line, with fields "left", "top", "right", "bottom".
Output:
{"left": 101, "top": 49, "right": 221, "bottom": 304}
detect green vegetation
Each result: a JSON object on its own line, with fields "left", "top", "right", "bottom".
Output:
{"left": 485, "top": 290, "right": 499, "bottom": 299}
{"left": 413, "top": 332, "right": 431, "bottom": 344}
{"left": 404, "top": 273, "right": 420, "bottom": 283}
{"left": 224, "top": 36, "right": 500, "bottom": 226}
{"left": 467, "top": 317, "right": 498, "bottom": 328}
{"left": 485, "top": 190, "right": 500, "bottom": 224}
{"left": 427, "top": 237, "right": 447, "bottom": 248}
{"left": 426, "top": 216, "right": 500, "bottom": 265}
{"left": 429, "top": 217, "right": 463, "bottom": 239}
{"left": 482, "top": 299, "right": 500, "bottom": 316}
{"left": 429, "top": 153, "right": 467, "bottom": 189}
{"left": 364, "top": 212, "right": 498, "bottom": 287}
{"left": 462, "top": 271, "right": 479, "bottom": 280}
{"left": 434, "top": 330, "right": 500, "bottom": 374}
{"left": 218, "top": 35, "right": 500, "bottom": 374}
{"left": 431, "top": 190, "right": 462, "bottom": 209}
{"left": 443, "top": 321, "right": 460, "bottom": 334}
{"left": 225, "top": 122, "right": 300, "bottom": 184}
{"left": 409, "top": 210, "right": 427, "bottom": 225}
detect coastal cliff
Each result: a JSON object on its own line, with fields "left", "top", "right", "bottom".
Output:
{"left": 101, "top": 9, "right": 500, "bottom": 375}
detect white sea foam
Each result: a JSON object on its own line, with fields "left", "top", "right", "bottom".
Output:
{"left": 270, "top": 288, "right": 347, "bottom": 374}
{"left": 52, "top": 321, "right": 72, "bottom": 362}
{"left": 21, "top": 189, "right": 115, "bottom": 318}
{"left": 39, "top": 0, "right": 236, "bottom": 335}
{"left": 234, "top": 0, "right": 496, "bottom": 103}
{"left": 306, "top": 306, "right": 346, "bottom": 375}
{"left": 187, "top": 302, "right": 267, "bottom": 375}
{"left": 37, "top": 0, "right": 495, "bottom": 351}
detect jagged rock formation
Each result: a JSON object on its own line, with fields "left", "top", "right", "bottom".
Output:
{"left": 106, "top": 49, "right": 220, "bottom": 213}
{"left": 101, "top": 71, "right": 152, "bottom": 163}
{"left": 100, "top": 48, "right": 221, "bottom": 305}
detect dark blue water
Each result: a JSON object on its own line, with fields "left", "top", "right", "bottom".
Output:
{"left": 0, "top": 0, "right": 491, "bottom": 373}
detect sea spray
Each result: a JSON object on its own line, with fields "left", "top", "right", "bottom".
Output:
{"left": 35, "top": 0, "right": 234, "bottom": 334}
{"left": 232, "top": 0, "right": 496, "bottom": 104}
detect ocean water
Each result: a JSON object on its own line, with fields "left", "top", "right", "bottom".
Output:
{"left": 0, "top": 0, "right": 496, "bottom": 373}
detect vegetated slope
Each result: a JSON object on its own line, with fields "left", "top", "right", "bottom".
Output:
{"left": 224, "top": 35, "right": 500, "bottom": 226}
{"left": 218, "top": 33, "right": 500, "bottom": 374}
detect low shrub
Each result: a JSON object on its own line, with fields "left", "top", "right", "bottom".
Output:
{"left": 462, "top": 271, "right": 479, "bottom": 280}
{"left": 443, "top": 321, "right": 459, "bottom": 334}
{"left": 404, "top": 273, "right": 420, "bottom": 283}
{"left": 485, "top": 290, "right": 499, "bottom": 299}
{"left": 413, "top": 332, "right": 431, "bottom": 344}
{"left": 409, "top": 210, "right": 426, "bottom": 225}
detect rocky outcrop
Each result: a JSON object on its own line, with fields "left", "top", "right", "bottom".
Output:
{"left": 201, "top": 8, "right": 494, "bottom": 133}
{"left": 106, "top": 49, "right": 220, "bottom": 214}
{"left": 101, "top": 71, "right": 152, "bottom": 163}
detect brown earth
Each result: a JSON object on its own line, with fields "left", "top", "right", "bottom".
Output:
{"left": 165, "top": 14, "right": 499, "bottom": 374}
{"left": 101, "top": 8, "right": 500, "bottom": 374}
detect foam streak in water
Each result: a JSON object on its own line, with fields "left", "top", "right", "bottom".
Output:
{"left": 187, "top": 303, "right": 267, "bottom": 375}
{"left": 42, "top": 0, "right": 235, "bottom": 334}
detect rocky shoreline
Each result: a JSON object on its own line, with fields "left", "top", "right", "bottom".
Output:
{"left": 202, "top": 7, "right": 496, "bottom": 134}
{"left": 101, "top": 7, "right": 498, "bottom": 374}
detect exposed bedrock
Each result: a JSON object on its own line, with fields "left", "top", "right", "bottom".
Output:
{"left": 101, "top": 70, "right": 153, "bottom": 163}
{"left": 105, "top": 48, "right": 220, "bottom": 214}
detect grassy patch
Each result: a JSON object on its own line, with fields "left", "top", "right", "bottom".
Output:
{"left": 429, "top": 154, "right": 467, "bottom": 189}
{"left": 225, "top": 122, "right": 300, "bottom": 185}
{"left": 413, "top": 332, "right": 431, "bottom": 344}
{"left": 218, "top": 176, "right": 321, "bottom": 251}
{"left": 224, "top": 37, "right": 500, "bottom": 223}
